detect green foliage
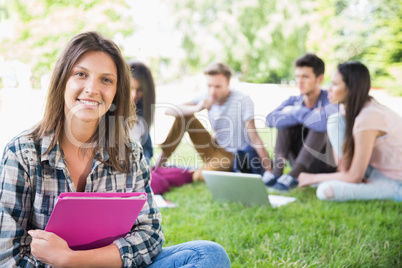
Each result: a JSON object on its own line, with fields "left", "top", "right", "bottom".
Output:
{"left": 43, "top": 0, "right": 103, "bottom": 12}
{"left": 104, "top": 8, "right": 120, "bottom": 22}
{"left": 311, "top": 0, "right": 402, "bottom": 95}
{"left": 17, "top": 29, "right": 31, "bottom": 42}
{"left": 168, "top": 0, "right": 402, "bottom": 94}
{"left": 0, "top": 0, "right": 134, "bottom": 89}
{"left": 11, "top": 0, "right": 32, "bottom": 21}
{"left": 169, "top": 0, "right": 310, "bottom": 83}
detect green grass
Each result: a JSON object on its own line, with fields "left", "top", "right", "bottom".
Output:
{"left": 152, "top": 131, "right": 401, "bottom": 267}
{"left": 160, "top": 184, "right": 401, "bottom": 267}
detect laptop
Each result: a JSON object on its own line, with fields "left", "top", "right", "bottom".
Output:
{"left": 202, "top": 170, "right": 271, "bottom": 206}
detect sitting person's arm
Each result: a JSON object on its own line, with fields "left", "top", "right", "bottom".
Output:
{"left": 267, "top": 94, "right": 339, "bottom": 133}
{"left": 28, "top": 231, "right": 123, "bottom": 267}
{"left": 0, "top": 144, "right": 45, "bottom": 267}
{"left": 245, "top": 119, "right": 272, "bottom": 171}
{"left": 165, "top": 98, "right": 214, "bottom": 117}
{"left": 292, "top": 100, "right": 339, "bottom": 133}
{"left": 298, "top": 129, "right": 379, "bottom": 186}
{"left": 265, "top": 96, "right": 302, "bottom": 129}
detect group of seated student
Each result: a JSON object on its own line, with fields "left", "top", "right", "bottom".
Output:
{"left": 152, "top": 53, "right": 402, "bottom": 202}
{"left": 264, "top": 54, "right": 401, "bottom": 201}
{"left": 1, "top": 30, "right": 401, "bottom": 267}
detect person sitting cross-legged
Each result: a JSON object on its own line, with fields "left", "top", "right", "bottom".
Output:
{"left": 155, "top": 62, "right": 273, "bottom": 181}
{"left": 265, "top": 53, "right": 338, "bottom": 192}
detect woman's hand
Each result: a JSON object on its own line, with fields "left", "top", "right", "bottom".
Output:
{"left": 28, "top": 230, "right": 73, "bottom": 268}
{"left": 298, "top": 172, "right": 317, "bottom": 187}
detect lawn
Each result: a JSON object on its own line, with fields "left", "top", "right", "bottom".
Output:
{"left": 152, "top": 131, "right": 402, "bottom": 268}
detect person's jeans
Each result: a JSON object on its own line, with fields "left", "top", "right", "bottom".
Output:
{"left": 142, "top": 132, "right": 154, "bottom": 164}
{"left": 318, "top": 113, "right": 402, "bottom": 201}
{"left": 148, "top": 240, "right": 231, "bottom": 268}
{"left": 233, "top": 145, "right": 265, "bottom": 175}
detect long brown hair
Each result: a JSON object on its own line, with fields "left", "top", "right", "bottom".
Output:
{"left": 128, "top": 61, "right": 155, "bottom": 129}
{"left": 338, "top": 61, "right": 371, "bottom": 170}
{"left": 30, "top": 31, "right": 134, "bottom": 172}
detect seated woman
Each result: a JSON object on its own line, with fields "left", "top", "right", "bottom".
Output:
{"left": 128, "top": 61, "right": 193, "bottom": 195}
{"left": 127, "top": 60, "right": 155, "bottom": 163}
{"left": 0, "top": 31, "right": 230, "bottom": 267}
{"left": 298, "top": 61, "right": 402, "bottom": 201}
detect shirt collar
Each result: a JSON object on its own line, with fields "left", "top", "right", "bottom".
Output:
{"left": 299, "top": 89, "right": 325, "bottom": 108}
{"left": 40, "top": 132, "right": 65, "bottom": 169}
{"left": 40, "top": 132, "right": 110, "bottom": 170}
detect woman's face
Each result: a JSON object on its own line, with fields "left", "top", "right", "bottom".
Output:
{"left": 130, "top": 77, "right": 143, "bottom": 104}
{"left": 64, "top": 51, "right": 117, "bottom": 123}
{"left": 328, "top": 69, "right": 348, "bottom": 104}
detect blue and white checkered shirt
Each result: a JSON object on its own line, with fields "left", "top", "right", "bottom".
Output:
{"left": 0, "top": 130, "right": 164, "bottom": 267}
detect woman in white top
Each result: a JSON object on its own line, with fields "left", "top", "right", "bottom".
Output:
{"left": 298, "top": 61, "right": 402, "bottom": 201}
{"left": 127, "top": 61, "right": 155, "bottom": 164}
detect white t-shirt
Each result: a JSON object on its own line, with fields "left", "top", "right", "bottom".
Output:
{"left": 129, "top": 120, "right": 146, "bottom": 144}
{"left": 192, "top": 90, "right": 254, "bottom": 153}
{"left": 353, "top": 100, "right": 402, "bottom": 181}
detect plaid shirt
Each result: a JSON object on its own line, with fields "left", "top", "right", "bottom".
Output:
{"left": 0, "top": 130, "right": 164, "bottom": 268}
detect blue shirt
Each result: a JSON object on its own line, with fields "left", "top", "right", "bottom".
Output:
{"left": 266, "top": 89, "right": 339, "bottom": 132}
{"left": 0, "top": 130, "right": 164, "bottom": 267}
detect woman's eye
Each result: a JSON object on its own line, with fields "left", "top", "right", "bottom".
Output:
{"left": 104, "top": 78, "right": 113, "bottom": 84}
{"left": 75, "top": 72, "right": 86, "bottom": 77}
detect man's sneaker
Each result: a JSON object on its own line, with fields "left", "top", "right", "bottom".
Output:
{"left": 262, "top": 171, "right": 278, "bottom": 187}
{"left": 271, "top": 174, "right": 298, "bottom": 192}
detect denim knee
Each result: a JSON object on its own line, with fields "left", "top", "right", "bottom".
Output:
{"left": 201, "top": 241, "right": 231, "bottom": 268}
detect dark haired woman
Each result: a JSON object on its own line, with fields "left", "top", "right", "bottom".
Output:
{"left": 0, "top": 32, "right": 230, "bottom": 267}
{"left": 128, "top": 61, "right": 155, "bottom": 163}
{"left": 298, "top": 61, "right": 402, "bottom": 201}
{"left": 127, "top": 61, "right": 193, "bottom": 195}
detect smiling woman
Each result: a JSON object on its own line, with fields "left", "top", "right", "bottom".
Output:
{"left": 30, "top": 31, "right": 134, "bottom": 173}
{"left": 64, "top": 51, "right": 118, "bottom": 139}
{"left": 0, "top": 31, "right": 231, "bottom": 268}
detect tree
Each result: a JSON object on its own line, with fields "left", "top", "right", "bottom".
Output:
{"left": 167, "top": 0, "right": 402, "bottom": 95}
{"left": 309, "top": 0, "right": 402, "bottom": 94}
{"left": 0, "top": 0, "right": 134, "bottom": 88}
{"left": 167, "top": 0, "right": 313, "bottom": 83}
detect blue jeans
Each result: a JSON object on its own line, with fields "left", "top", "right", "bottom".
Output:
{"left": 148, "top": 240, "right": 231, "bottom": 268}
{"left": 318, "top": 113, "right": 402, "bottom": 201}
{"left": 233, "top": 145, "right": 265, "bottom": 175}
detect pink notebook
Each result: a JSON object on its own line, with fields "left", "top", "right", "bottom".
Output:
{"left": 45, "top": 192, "right": 147, "bottom": 250}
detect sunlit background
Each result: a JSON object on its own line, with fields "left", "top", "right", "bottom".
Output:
{"left": 0, "top": 0, "right": 401, "bottom": 155}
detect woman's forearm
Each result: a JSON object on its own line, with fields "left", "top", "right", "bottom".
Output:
{"left": 64, "top": 244, "right": 123, "bottom": 268}
{"left": 299, "top": 171, "right": 363, "bottom": 187}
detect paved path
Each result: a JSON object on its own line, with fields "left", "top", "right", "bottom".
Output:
{"left": 1, "top": 82, "right": 401, "bottom": 157}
